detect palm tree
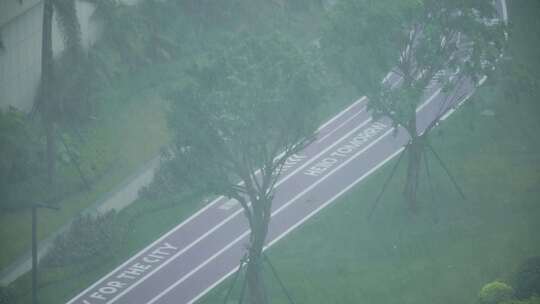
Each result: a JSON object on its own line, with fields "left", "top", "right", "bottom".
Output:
{"left": 34, "top": 0, "right": 83, "bottom": 184}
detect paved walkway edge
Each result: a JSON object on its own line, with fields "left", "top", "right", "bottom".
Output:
{"left": 0, "top": 155, "right": 161, "bottom": 286}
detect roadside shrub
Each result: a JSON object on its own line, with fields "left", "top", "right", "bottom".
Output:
{"left": 41, "top": 211, "right": 125, "bottom": 267}
{"left": 0, "top": 286, "right": 15, "bottom": 304}
{"left": 513, "top": 256, "right": 540, "bottom": 299}
{"left": 501, "top": 296, "right": 540, "bottom": 304}
{"left": 0, "top": 108, "right": 42, "bottom": 211}
{"left": 479, "top": 281, "right": 515, "bottom": 304}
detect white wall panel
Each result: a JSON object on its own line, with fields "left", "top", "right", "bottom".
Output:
{"left": 0, "top": 2, "right": 43, "bottom": 111}
{"left": 0, "top": 0, "right": 100, "bottom": 112}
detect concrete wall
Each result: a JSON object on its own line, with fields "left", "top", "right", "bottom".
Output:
{"left": 0, "top": 1, "right": 43, "bottom": 111}
{"left": 0, "top": 0, "right": 42, "bottom": 27}
{"left": 0, "top": 0, "right": 100, "bottom": 112}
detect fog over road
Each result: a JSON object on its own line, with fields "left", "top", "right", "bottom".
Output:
{"left": 67, "top": 1, "right": 508, "bottom": 303}
{"left": 67, "top": 76, "right": 475, "bottom": 304}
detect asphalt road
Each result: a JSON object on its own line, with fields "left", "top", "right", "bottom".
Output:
{"left": 66, "top": 76, "right": 471, "bottom": 304}
{"left": 67, "top": 2, "right": 507, "bottom": 303}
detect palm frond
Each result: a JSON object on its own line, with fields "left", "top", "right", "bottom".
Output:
{"left": 52, "top": 0, "right": 82, "bottom": 56}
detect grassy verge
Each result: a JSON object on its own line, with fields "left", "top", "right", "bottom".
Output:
{"left": 4, "top": 7, "right": 355, "bottom": 301}
{"left": 8, "top": 189, "right": 207, "bottom": 303}
{"left": 202, "top": 87, "right": 540, "bottom": 304}
{"left": 198, "top": 79, "right": 540, "bottom": 304}
{"left": 0, "top": 76, "right": 170, "bottom": 271}
{"left": 196, "top": 2, "right": 540, "bottom": 303}
{"left": 7, "top": 73, "right": 358, "bottom": 304}
{"left": 1, "top": 0, "right": 346, "bottom": 278}
{"left": 7, "top": 2, "right": 538, "bottom": 304}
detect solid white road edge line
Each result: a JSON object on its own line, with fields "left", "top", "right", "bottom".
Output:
{"left": 316, "top": 106, "right": 367, "bottom": 143}
{"left": 69, "top": 1, "right": 506, "bottom": 299}
{"left": 146, "top": 126, "right": 397, "bottom": 304}
{"left": 440, "top": 75, "right": 487, "bottom": 121}
{"left": 186, "top": 147, "right": 406, "bottom": 304}
{"left": 174, "top": 4, "right": 507, "bottom": 302}
{"left": 66, "top": 93, "right": 368, "bottom": 304}
{"left": 99, "top": 86, "right": 443, "bottom": 304}
{"left": 70, "top": 80, "right": 443, "bottom": 304}
{"left": 316, "top": 96, "right": 366, "bottom": 132}
{"left": 417, "top": 87, "right": 442, "bottom": 113}
{"left": 184, "top": 74, "right": 485, "bottom": 303}
{"left": 105, "top": 114, "right": 378, "bottom": 303}
{"left": 183, "top": 75, "right": 478, "bottom": 303}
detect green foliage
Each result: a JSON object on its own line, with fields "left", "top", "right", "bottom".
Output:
{"left": 84, "top": 0, "right": 195, "bottom": 78}
{"left": 53, "top": 0, "right": 83, "bottom": 55}
{"left": 36, "top": 0, "right": 87, "bottom": 122}
{"left": 164, "top": 32, "right": 326, "bottom": 197}
{"left": 323, "top": 0, "right": 508, "bottom": 211}
{"left": 3, "top": 1, "right": 538, "bottom": 303}
{"left": 164, "top": 32, "right": 327, "bottom": 304}
{"left": 85, "top": 0, "right": 161, "bottom": 73}
{"left": 41, "top": 211, "right": 125, "bottom": 267}
{"left": 501, "top": 297, "right": 540, "bottom": 304}
{"left": 0, "top": 286, "right": 15, "bottom": 304}
{"left": 489, "top": 20, "right": 540, "bottom": 107}
{"left": 322, "top": 0, "right": 411, "bottom": 94}
{"left": 0, "top": 109, "right": 43, "bottom": 211}
{"left": 52, "top": 53, "right": 94, "bottom": 126}
{"left": 512, "top": 256, "right": 540, "bottom": 299}
{"left": 479, "top": 281, "right": 515, "bottom": 304}
{"left": 50, "top": 0, "right": 92, "bottom": 125}
{"left": 323, "top": 0, "right": 507, "bottom": 133}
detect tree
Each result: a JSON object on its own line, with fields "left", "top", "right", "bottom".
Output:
{"left": 324, "top": 0, "right": 506, "bottom": 212}
{"left": 164, "top": 33, "right": 325, "bottom": 304}
{"left": 33, "top": 0, "right": 84, "bottom": 184}
{"left": 0, "top": 108, "right": 42, "bottom": 211}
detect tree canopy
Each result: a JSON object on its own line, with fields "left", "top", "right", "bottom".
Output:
{"left": 324, "top": 0, "right": 506, "bottom": 131}
{"left": 165, "top": 33, "right": 325, "bottom": 201}
{"left": 164, "top": 33, "right": 326, "bottom": 303}
{"left": 323, "top": 0, "right": 507, "bottom": 211}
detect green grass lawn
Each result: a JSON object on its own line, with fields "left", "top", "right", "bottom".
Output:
{"left": 5, "top": 1, "right": 540, "bottom": 304}
{"left": 196, "top": 86, "right": 540, "bottom": 304}
{"left": 7, "top": 71, "right": 358, "bottom": 304}
{"left": 22, "top": 74, "right": 538, "bottom": 304}
{"left": 196, "top": 2, "right": 540, "bottom": 304}
{"left": 0, "top": 0, "right": 348, "bottom": 279}
{"left": 0, "top": 1, "right": 338, "bottom": 275}
{"left": 8, "top": 190, "right": 207, "bottom": 303}
{"left": 198, "top": 80, "right": 540, "bottom": 304}
{"left": 0, "top": 82, "right": 170, "bottom": 271}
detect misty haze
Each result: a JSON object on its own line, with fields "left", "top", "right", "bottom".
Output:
{"left": 0, "top": 1, "right": 539, "bottom": 304}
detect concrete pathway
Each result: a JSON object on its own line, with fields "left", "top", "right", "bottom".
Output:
{"left": 0, "top": 155, "right": 161, "bottom": 286}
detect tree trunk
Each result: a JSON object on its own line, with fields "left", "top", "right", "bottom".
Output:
{"left": 46, "top": 120, "right": 56, "bottom": 184}
{"left": 42, "top": 0, "right": 55, "bottom": 184}
{"left": 404, "top": 104, "right": 423, "bottom": 213}
{"left": 245, "top": 213, "right": 269, "bottom": 304}
{"left": 404, "top": 136, "right": 423, "bottom": 213}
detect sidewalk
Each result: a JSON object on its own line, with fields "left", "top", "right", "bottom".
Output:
{"left": 0, "top": 155, "right": 161, "bottom": 286}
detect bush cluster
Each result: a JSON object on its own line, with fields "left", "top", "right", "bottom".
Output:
{"left": 479, "top": 256, "right": 540, "bottom": 304}
{"left": 0, "top": 286, "right": 14, "bottom": 304}
{"left": 513, "top": 256, "right": 540, "bottom": 299}
{"left": 41, "top": 211, "right": 125, "bottom": 267}
{"left": 479, "top": 281, "right": 515, "bottom": 304}
{"left": 500, "top": 297, "right": 540, "bottom": 304}
{"left": 0, "top": 108, "right": 43, "bottom": 211}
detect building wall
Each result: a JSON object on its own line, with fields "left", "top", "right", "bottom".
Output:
{"left": 0, "top": 2, "right": 43, "bottom": 111}
{"left": 0, "top": 0, "right": 42, "bottom": 27}
{"left": 0, "top": 0, "right": 100, "bottom": 112}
